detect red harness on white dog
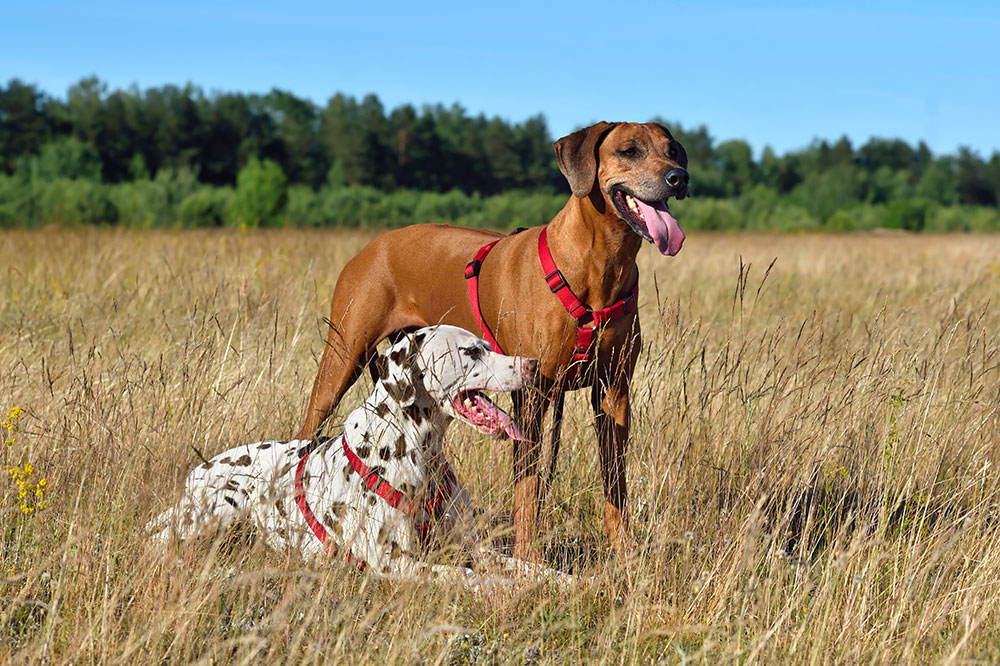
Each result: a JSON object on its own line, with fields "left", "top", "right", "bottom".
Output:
{"left": 294, "top": 435, "right": 456, "bottom": 569}
{"left": 464, "top": 226, "right": 638, "bottom": 384}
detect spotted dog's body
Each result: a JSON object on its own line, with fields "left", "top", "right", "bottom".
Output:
{"left": 148, "top": 325, "right": 539, "bottom": 582}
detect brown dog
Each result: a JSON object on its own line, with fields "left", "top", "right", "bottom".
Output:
{"left": 297, "top": 121, "right": 689, "bottom": 560}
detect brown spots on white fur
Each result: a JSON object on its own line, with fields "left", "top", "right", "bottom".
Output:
{"left": 148, "top": 326, "right": 538, "bottom": 582}
{"left": 403, "top": 403, "right": 424, "bottom": 425}
{"left": 384, "top": 380, "right": 415, "bottom": 404}
{"left": 393, "top": 435, "right": 407, "bottom": 459}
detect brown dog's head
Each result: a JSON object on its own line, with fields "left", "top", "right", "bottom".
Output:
{"left": 554, "top": 122, "right": 689, "bottom": 256}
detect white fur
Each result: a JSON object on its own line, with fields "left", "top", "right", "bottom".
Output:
{"left": 148, "top": 325, "right": 569, "bottom": 589}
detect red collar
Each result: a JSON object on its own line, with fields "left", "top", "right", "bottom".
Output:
{"left": 294, "top": 435, "right": 455, "bottom": 566}
{"left": 464, "top": 226, "right": 638, "bottom": 384}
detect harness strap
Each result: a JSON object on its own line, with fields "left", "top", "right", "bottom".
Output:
{"left": 464, "top": 239, "right": 505, "bottom": 353}
{"left": 537, "top": 226, "right": 638, "bottom": 384}
{"left": 294, "top": 436, "right": 366, "bottom": 570}
{"left": 294, "top": 435, "right": 456, "bottom": 565}
{"left": 464, "top": 226, "right": 638, "bottom": 386}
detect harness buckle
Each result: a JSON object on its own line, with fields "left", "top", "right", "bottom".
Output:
{"left": 465, "top": 260, "right": 481, "bottom": 279}
{"left": 545, "top": 269, "right": 567, "bottom": 293}
{"left": 622, "top": 292, "right": 636, "bottom": 315}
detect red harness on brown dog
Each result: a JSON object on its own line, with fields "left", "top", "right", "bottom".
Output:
{"left": 294, "top": 435, "right": 456, "bottom": 569}
{"left": 465, "top": 226, "right": 638, "bottom": 384}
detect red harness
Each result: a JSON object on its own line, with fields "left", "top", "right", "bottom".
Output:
{"left": 294, "top": 435, "right": 456, "bottom": 568}
{"left": 465, "top": 226, "right": 638, "bottom": 384}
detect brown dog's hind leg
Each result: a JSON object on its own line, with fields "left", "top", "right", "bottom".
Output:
{"left": 297, "top": 263, "right": 425, "bottom": 440}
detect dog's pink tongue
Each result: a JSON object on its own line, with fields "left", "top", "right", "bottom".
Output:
{"left": 473, "top": 394, "right": 527, "bottom": 441}
{"left": 635, "top": 199, "right": 685, "bottom": 256}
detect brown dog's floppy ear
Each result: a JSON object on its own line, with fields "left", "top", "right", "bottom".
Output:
{"left": 553, "top": 121, "right": 617, "bottom": 198}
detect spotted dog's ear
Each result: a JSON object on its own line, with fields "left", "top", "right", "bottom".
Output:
{"left": 377, "top": 338, "right": 419, "bottom": 406}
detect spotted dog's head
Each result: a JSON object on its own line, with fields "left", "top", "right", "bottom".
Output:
{"left": 374, "top": 326, "right": 535, "bottom": 440}
{"left": 554, "top": 121, "right": 689, "bottom": 256}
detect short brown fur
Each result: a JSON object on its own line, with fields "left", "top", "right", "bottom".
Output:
{"left": 298, "top": 121, "right": 689, "bottom": 560}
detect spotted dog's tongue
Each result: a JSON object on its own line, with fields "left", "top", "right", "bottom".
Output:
{"left": 635, "top": 199, "right": 685, "bottom": 256}
{"left": 470, "top": 394, "right": 527, "bottom": 441}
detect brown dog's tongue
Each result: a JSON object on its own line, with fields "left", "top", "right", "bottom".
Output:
{"left": 635, "top": 199, "right": 685, "bottom": 256}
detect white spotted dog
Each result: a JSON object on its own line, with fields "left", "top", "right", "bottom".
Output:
{"left": 148, "top": 325, "right": 568, "bottom": 586}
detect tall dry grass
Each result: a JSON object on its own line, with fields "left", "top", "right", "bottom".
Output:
{"left": 1, "top": 228, "right": 999, "bottom": 664}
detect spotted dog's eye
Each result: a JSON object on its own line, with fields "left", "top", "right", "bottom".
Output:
{"left": 461, "top": 346, "right": 482, "bottom": 361}
{"left": 617, "top": 146, "right": 640, "bottom": 159}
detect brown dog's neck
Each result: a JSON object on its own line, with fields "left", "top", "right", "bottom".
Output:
{"left": 545, "top": 194, "right": 642, "bottom": 309}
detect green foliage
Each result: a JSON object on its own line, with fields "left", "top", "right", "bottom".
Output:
{"left": 16, "top": 137, "right": 103, "bottom": 182}
{"left": 107, "top": 180, "right": 169, "bottom": 227}
{"left": 1, "top": 76, "right": 999, "bottom": 231}
{"left": 230, "top": 158, "right": 288, "bottom": 227}
{"left": 178, "top": 186, "right": 234, "bottom": 227}
{"left": 882, "top": 198, "right": 933, "bottom": 231}
{"left": 32, "top": 178, "right": 116, "bottom": 226}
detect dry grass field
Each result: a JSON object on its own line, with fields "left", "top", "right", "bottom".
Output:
{"left": 2, "top": 228, "right": 1000, "bottom": 665}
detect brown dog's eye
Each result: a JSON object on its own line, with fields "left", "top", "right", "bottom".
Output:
{"left": 668, "top": 144, "right": 678, "bottom": 159}
{"left": 616, "top": 146, "right": 640, "bottom": 159}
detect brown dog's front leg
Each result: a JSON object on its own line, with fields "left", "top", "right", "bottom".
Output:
{"left": 591, "top": 379, "right": 635, "bottom": 559}
{"left": 511, "top": 389, "right": 548, "bottom": 562}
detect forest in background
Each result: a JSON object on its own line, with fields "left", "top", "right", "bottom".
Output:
{"left": 2, "top": 77, "right": 999, "bottom": 231}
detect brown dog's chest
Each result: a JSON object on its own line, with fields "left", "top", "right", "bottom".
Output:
{"left": 485, "top": 275, "right": 639, "bottom": 385}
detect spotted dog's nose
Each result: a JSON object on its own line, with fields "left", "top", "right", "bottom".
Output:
{"left": 520, "top": 358, "right": 539, "bottom": 382}
{"left": 664, "top": 167, "right": 690, "bottom": 199}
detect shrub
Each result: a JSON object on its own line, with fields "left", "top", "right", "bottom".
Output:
{"left": 767, "top": 202, "right": 819, "bottom": 232}
{"left": 107, "top": 180, "right": 170, "bottom": 227}
{"left": 32, "top": 178, "right": 116, "bottom": 226}
{"left": 412, "top": 189, "right": 480, "bottom": 225}
{"left": 825, "top": 210, "right": 856, "bottom": 231}
{"left": 924, "top": 206, "right": 968, "bottom": 232}
{"left": 319, "top": 186, "right": 384, "bottom": 227}
{"left": 966, "top": 206, "right": 1000, "bottom": 232}
{"left": 674, "top": 198, "right": 744, "bottom": 231}
{"left": 285, "top": 185, "right": 324, "bottom": 226}
{"left": 178, "top": 187, "right": 235, "bottom": 227}
{"left": 0, "top": 174, "right": 33, "bottom": 227}
{"left": 15, "top": 137, "right": 103, "bottom": 182}
{"left": 882, "top": 198, "right": 933, "bottom": 231}
{"left": 230, "top": 158, "right": 288, "bottom": 227}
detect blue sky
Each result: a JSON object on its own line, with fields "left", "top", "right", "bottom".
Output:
{"left": 3, "top": 0, "right": 998, "bottom": 157}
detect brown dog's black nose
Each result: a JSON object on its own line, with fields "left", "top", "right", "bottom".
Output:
{"left": 665, "top": 167, "right": 690, "bottom": 192}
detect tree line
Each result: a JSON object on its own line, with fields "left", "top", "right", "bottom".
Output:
{"left": 2, "top": 76, "right": 999, "bottom": 231}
